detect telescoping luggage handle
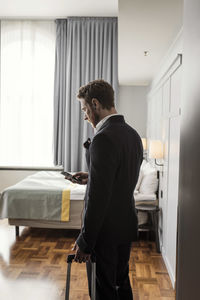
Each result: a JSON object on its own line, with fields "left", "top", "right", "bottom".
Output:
{"left": 65, "top": 254, "right": 96, "bottom": 300}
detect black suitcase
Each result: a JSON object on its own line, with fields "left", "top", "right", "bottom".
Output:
{"left": 65, "top": 254, "right": 96, "bottom": 300}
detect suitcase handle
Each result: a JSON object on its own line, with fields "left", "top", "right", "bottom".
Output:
{"left": 65, "top": 254, "right": 96, "bottom": 300}
{"left": 67, "top": 253, "right": 96, "bottom": 263}
{"left": 67, "top": 254, "right": 75, "bottom": 263}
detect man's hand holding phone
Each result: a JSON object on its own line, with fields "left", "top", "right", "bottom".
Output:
{"left": 73, "top": 172, "right": 88, "bottom": 185}
{"left": 61, "top": 171, "right": 88, "bottom": 185}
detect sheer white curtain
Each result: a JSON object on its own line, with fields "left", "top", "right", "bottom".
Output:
{"left": 0, "top": 21, "right": 56, "bottom": 167}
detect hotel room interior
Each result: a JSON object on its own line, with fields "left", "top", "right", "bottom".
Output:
{"left": 0, "top": 0, "right": 199, "bottom": 299}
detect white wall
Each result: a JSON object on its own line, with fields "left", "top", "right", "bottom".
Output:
{"left": 0, "top": 170, "right": 37, "bottom": 192}
{"left": 118, "top": 85, "right": 148, "bottom": 137}
{"left": 0, "top": 167, "right": 62, "bottom": 193}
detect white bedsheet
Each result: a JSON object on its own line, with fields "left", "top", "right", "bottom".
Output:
{"left": 4, "top": 171, "right": 87, "bottom": 200}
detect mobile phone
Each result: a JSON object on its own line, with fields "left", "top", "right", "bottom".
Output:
{"left": 61, "top": 171, "right": 80, "bottom": 183}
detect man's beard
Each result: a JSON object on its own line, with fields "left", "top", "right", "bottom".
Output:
{"left": 86, "top": 106, "right": 101, "bottom": 128}
{"left": 92, "top": 110, "right": 101, "bottom": 127}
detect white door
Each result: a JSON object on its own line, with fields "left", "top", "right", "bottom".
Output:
{"left": 165, "top": 66, "right": 182, "bottom": 287}
{"left": 165, "top": 115, "right": 180, "bottom": 285}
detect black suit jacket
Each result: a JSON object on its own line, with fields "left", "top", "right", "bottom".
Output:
{"left": 77, "top": 115, "right": 143, "bottom": 253}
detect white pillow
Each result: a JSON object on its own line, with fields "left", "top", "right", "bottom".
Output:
{"left": 139, "top": 163, "right": 158, "bottom": 194}
{"left": 135, "top": 160, "right": 146, "bottom": 191}
{"left": 135, "top": 171, "right": 143, "bottom": 191}
{"left": 141, "top": 159, "right": 147, "bottom": 170}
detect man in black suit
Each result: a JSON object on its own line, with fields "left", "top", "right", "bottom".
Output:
{"left": 72, "top": 80, "right": 143, "bottom": 300}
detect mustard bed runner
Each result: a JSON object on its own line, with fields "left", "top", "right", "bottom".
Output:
{"left": 61, "top": 190, "right": 71, "bottom": 221}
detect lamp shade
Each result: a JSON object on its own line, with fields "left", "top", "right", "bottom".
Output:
{"left": 149, "top": 140, "right": 163, "bottom": 159}
{"left": 141, "top": 138, "right": 147, "bottom": 151}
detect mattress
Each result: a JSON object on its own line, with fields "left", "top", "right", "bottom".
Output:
{"left": 134, "top": 192, "right": 156, "bottom": 201}
{"left": 9, "top": 199, "right": 84, "bottom": 229}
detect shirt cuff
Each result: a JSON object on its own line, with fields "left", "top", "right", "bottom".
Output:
{"left": 76, "top": 233, "right": 92, "bottom": 254}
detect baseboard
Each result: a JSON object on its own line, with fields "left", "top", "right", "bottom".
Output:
{"left": 161, "top": 246, "right": 176, "bottom": 289}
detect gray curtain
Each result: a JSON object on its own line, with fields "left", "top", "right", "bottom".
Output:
{"left": 54, "top": 17, "right": 118, "bottom": 171}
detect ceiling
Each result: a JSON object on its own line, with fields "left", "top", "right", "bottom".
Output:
{"left": 0, "top": 0, "right": 118, "bottom": 18}
{"left": 118, "top": 0, "right": 183, "bottom": 85}
{"left": 0, "top": 0, "right": 183, "bottom": 86}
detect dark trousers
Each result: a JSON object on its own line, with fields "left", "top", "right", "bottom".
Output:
{"left": 86, "top": 241, "right": 133, "bottom": 300}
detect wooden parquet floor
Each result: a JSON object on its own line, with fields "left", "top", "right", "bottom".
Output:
{"left": 0, "top": 219, "right": 175, "bottom": 300}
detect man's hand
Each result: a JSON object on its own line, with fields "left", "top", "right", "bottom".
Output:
{"left": 72, "top": 172, "right": 88, "bottom": 185}
{"left": 72, "top": 243, "right": 91, "bottom": 263}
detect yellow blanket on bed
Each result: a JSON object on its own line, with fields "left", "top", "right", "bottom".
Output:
{"left": 61, "top": 190, "right": 71, "bottom": 221}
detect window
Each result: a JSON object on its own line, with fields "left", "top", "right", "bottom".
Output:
{"left": 0, "top": 21, "right": 56, "bottom": 167}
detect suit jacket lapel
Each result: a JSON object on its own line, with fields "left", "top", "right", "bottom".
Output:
{"left": 83, "top": 138, "right": 92, "bottom": 169}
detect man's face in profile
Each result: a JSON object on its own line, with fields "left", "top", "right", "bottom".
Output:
{"left": 80, "top": 98, "right": 100, "bottom": 128}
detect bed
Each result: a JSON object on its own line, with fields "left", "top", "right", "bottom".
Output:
{"left": 0, "top": 171, "right": 86, "bottom": 235}
{"left": 0, "top": 162, "right": 158, "bottom": 235}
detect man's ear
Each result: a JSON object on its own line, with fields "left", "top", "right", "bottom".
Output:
{"left": 91, "top": 98, "right": 100, "bottom": 109}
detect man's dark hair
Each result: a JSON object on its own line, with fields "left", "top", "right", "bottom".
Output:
{"left": 77, "top": 79, "right": 115, "bottom": 109}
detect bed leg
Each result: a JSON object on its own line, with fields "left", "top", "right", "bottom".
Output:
{"left": 15, "top": 226, "right": 19, "bottom": 237}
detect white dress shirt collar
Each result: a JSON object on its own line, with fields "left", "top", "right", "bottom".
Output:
{"left": 94, "top": 114, "right": 122, "bottom": 133}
